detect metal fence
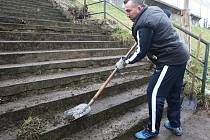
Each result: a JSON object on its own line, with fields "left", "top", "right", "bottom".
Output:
{"left": 83, "top": 0, "right": 209, "bottom": 103}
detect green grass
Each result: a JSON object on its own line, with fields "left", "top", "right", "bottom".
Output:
{"left": 76, "top": 0, "right": 133, "bottom": 29}
{"left": 70, "top": 0, "right": 210, "bottom": 102}
{"left": 190, "top": 25, "right": 210, "bottom": 89}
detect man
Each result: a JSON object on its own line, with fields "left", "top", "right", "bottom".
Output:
{"left": 115, "top": 0, "right": 190, "bottom": 139}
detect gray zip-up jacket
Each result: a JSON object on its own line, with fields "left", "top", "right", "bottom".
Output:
{"left": 126, "top": 6, "right": 190, "bottom": 66}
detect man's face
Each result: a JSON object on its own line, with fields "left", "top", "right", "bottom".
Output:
{"left": 124, "top": 1, "right": 143, "bottom": 21}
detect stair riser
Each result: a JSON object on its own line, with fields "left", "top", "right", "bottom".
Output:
{"left": 40, "top": 93, "right": 147, "bottom": 140}
{"left": 0, "top": 8, "right": 63, "bottom": 18}
{"left": 24, "top": 19, "right": 101, "bottom": 27}
{"left": 0, "top": 0, "right": 53, "bottom": 8}
{"left": 0, "top": 42, "right": 121, "bottom": 51}
{"left": 0, "top": 32, "right": 113, "bottom": 41}
{"left": 0, "top": 22, "right": 105, "bottom": 32}
{"left": 0, "top": 24, "right": 107, "bottom": 34}
{"left": 0, "top": 16, "right": 100, "bottom": 28}
{"left": 0, "top": 4, "right": 60, "bottom": 13}
{"left": 0, "top": 58, "right": 120, "bottom": 80}
{"left": 113, "top": 118, "right": 148, "bottom": 140}
{"left": 0, "top": 77, "right": 149, "bottom": 131}
{"left": 0, "top": 49, "right": 126, "bottom": 64}
{"left": 113, "top": 110, "right": 167, "bottom": 140}
{"left": 1, "top": 12, "right": 67, "bottom": 22}
{"left": 0, "top": 0, "right": 51, "bottom": 3}
{"left": 0, "top": 3, "right": 57, "bottom": 12}
{"left": 0, "top": 64, "right": 149, "bottom": 97}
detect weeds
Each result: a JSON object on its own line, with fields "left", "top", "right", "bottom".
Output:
{"left": 112, "top": 27, "right": 132, "bottom": 41}
{"left": 17, "top": 116, "right": 41, "bottom": 140}
{"left": 183, "top": 74, "right": 208, "bottom": 110}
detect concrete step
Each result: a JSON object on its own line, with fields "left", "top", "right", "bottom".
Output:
{"left": 0, "top": 4, "right": 62, "bottom": 15}
{"left": 39, "top": 86, "right": 148, "bottom": 140}
{"left": 0, "top": 0, "right": 53, "bottom": 8}
{"left": 0, "top": 74, "right": 149, "bottom": 129}
{"left": 0, "top": 11, "right": 68, "bottom": 22}
{"left": 0, "top": 77, "right": 146, "bottom": 139}
{"left": 0, "top": 41, "right": 121, "bottom": 52}
{"left": 61, "top": 103, "right": 148, "bottom": 140}
{"left": 0, "top": 56, "right": 122, "bottom": 80}
{"left": 0, "top": 62, "right": 150, "bottom": 97}
{"left": 0, "top": 3, "right": 58, "bottom": 13}
{"left": 0, "top": 22, "right": 109, "bottom": 34}
{"left": 0, "top": 0, "right": 51, "bottom": 3}
{"left": 0, "top": 7, "right": 65, "bottom": 19}
{"left": 0, "top": 48, "right": 126, "bottom": 64}
{"left": 0, "top": 16, "right": 99, "bottom": 28}
{"left": 0, "top": 31, "right": 114, "bottom": 41}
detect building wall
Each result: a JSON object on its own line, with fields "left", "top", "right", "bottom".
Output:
{"left": 109, "top": 0, "right": 200, "bottom": 25}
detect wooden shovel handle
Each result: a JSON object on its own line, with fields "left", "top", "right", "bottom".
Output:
{"left": 91, "top": 43, "right": 137, "bottom": 101}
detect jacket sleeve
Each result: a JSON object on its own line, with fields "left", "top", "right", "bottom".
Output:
{"left": 125, "top": 28, "right": 153, "bottom": 64}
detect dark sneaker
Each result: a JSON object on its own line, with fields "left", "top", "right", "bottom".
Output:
{"left": 135, "top": 128, "right": 159, "bottom": 139}
{"left": 164, "top": 120, "right": 183, "bottom": 136}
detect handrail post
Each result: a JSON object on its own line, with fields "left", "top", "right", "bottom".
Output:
{"left": 201, "top": 43, "right": 209, "bottom": 105}
{"left": 104, "top": 0, "right": 107, "bottom": 20}
{"left": 83, "top": 0, "right": 87, "bottom": 19}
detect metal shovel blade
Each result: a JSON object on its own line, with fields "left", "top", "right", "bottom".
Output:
{"left": 181, "top": 96, "right": 197, "bottom": 111}
{"left": 64, "top": 103, "right": 91, "bottom": 120}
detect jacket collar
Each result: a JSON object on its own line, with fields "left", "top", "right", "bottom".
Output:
{"left": 132, "top": 5, "right": 148, "bottom": 28}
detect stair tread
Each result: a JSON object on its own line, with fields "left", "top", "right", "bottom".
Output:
{"left": 0, "top": 41, "right": 122, "bottom": 52}
{"left": 0, "top": 12, "right": 66, "bottom": 19}
{"left": 0, "top": 62, "right": 146, "bottom": 87}
{"left": 0, "top": 56, "right": 121, "bottom": 69}
{"left": 0, "top": 0, "right": 151, "bottom": 140}
{"left": 0, "top": 48, "right": 126, "bottom": 55}
{"left": 0, "top": 5, "right": 60, "bottom": 12}
{"left": 0, "top": 30, "right": 109, "bottom": 35}
{"left": 0, "top": 74, "right": 148, "bottom": 115}
{"left": 0, "top": 40, "right": 118, "bottom": 43}
{"left": 0, "top": 1, "right": 53, "bottom": 8}
{"left": 0, "top": 22, "right": 103, "bottom": 31}
{"left": 0, "top": 15, "right": 98, "bottom": 26}
{"left": 0, "top": 15, "right": 69, "bottom": 22}
{"left": 0, "top": 83, "right": 148, "bottom": 140}
{"left": 62, "top": 103, "right": 148, "bottom": 140}
{"left": 1, "top": 12, "right": 65, "bottom": 19}
{"left": 0, "top": 31, "right": 113, "bottom": 41}
{"left": 40, "top": 85, "right": 147, "bottom": 135}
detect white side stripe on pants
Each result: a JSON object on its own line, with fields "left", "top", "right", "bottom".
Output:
{"left": 151, "top": 65, "right": 168, "bottom": 132}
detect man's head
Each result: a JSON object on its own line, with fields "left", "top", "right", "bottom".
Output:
{"left": 124, "top": 0, "right": 145, "bottom": 21}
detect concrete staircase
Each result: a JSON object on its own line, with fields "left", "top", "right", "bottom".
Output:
{"left": 0, "top": 0, "right": 152, "bottom": 139}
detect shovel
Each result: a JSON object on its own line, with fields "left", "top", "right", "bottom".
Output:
{"left": 63, "top": 43, "right": 137, "bottom": 121}
{"left": 181, "top": 34, "right": 202, "bottom": 112}
{"left": 181, "top": 65, "right": 197, "bottom": 111}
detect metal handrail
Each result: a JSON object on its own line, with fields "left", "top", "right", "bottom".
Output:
{"left": 106, "top": 13, "right": 131, "bottom": 30}
{"left": 173, "top": 24, "right": 209, "bottom": 45}
{"left": 83, "top": 0, "right": 209, "bottom": 103}
{"left": 86, "top": 0, "right": 131, "bottom": 30}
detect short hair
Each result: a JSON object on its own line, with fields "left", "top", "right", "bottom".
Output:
{"left": 124, "top": 0, "right": 145, "bottom": 5}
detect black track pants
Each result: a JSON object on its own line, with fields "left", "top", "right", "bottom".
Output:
{"left": 146, "top": 63, "right": 187, "bottom": 132}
